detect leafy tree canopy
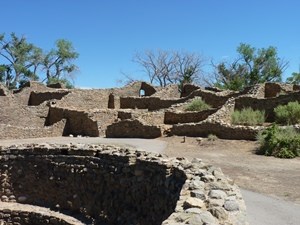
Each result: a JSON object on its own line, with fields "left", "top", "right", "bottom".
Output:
{"left": 0, "top": 33, "right": 78, "bottom": 89}
{"left": 286, "top": 72, "right": 300, "bottom": 85}
{"left": 213, "top": 43, "right": 288, "bottom": 91}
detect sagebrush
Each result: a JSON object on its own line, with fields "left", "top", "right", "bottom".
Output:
{"left": 185, "top": 98, "right": 211, "bottom": 112}
{"left": 231, "top": 108, "right": 265, "bottom": 126}
{"left": 274, "top": 101, "right": 300, "bottom": 125}
{"left": 257, "top": 124, "right": 300, "bottom": 158}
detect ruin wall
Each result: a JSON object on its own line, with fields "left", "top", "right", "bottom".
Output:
{"left": 0, "top": 144, "right": 248, "bottom": 225}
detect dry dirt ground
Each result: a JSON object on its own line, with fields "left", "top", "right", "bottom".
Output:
{"left": 161, "top": 136, "right": 300, "bottom": 204}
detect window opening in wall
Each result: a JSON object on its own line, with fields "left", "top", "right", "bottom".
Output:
{"left": 139, "top": 89, "right": 145, "bottom": 97}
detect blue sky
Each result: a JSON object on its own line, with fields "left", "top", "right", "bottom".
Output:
{"left": 1, "top": 0, "right": 300, "bottom": 88}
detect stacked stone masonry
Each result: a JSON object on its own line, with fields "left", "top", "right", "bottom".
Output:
{"left": 0, "top": 144, "right": 248, "bottom": 225}
{"left": 0, "top": 81, "right": 300, "bottom": 140}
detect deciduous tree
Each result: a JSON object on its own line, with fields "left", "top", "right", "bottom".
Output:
{"left": 0, "top": 33, "right": 40, "bottom": 88}
{"left": 133, "top": 50, "right": 205, "bottom": 88}
{"left": 213, "top": 43, "right": 288, "bottom": 91}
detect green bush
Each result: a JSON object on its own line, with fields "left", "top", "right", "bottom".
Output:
{"left": 274, "top": 101, "right": 300, "bottom": 125}
{"left": 257, "top": 124, "right": 300, "bottom": 158}
{"left": 231, "top": 108, "right": 265, "bottom": 126}
{"left": 207, "top": 134, "right": 218, "bottom": 141}
{"left": 185, "top": 98, "right": 211, "bottom": 112}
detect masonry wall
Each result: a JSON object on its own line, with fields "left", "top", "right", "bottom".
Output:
{"left": 45, "top": 107, "right": 100, "bottom": 137}
{"left": 106, "top": 119, "right": 162, "bottom": 138}
{"left": 0, "top": 208, "right": 78, "bottom": 225}
{"left": 170, "top": 122, "right": 261, "bottom": 140}
{"left": 164, "top": 109, "right": 218, "bottom": 124}
{"left": 0, "top": 146, "right": 186, "bottom": 225}
{"left": 120, "top": 97, "right": 186, "bottom": 110}
{"left": 28, "top": 91, "right": 70, "bottom": 106}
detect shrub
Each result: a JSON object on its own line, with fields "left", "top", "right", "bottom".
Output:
{"left": 257, "top": 124, "right": 300, "bottom": 158}
{"left": 207, "top": 134, "right": 218, "bottom": 141}
{"left": 231, "top": 108, "right": 265, "bottom": 126}
{"left": 185, "top": 98, "right": 211, "bottom": 112}
{"left": 274, "top": 101, "right": 300, "bottom": 125}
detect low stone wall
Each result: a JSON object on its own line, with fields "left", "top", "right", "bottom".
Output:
{"left": 164, "top": 109, "right": 218, "bottom": 124}
{"left": 0, "top": 203, "right": 84, "bottom": 225}
{"left": 170, "top": 121, "right": 262, "bottom": 140}
{"left": 0, "top": 144, "right": 248, "bottom": 225}
{"left": 106, "top": 119, "right": 161, "bottom": 138}
{"left": 28, "top": 90, "right": 70, "bottom": 106}
{"left": 0, "top": 120, "right": 66, "bottom": 140}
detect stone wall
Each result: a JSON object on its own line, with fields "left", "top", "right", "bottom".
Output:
{"left": 180, "top": 84, "right": 200, "bottom": 97}
{"left": 170, "top": 121, "right": 261, "bottom": 140}
{"left": 235, "top": 91, "right": 300, "bottom": 122}
{"left": 0, "top": 144, "right": 248, "bottom": 225}
{"left": 120, "top": 96, "right": 186, "bottom": 110}
{"left": 45, "top": 107, "right": 100, "bottom": 137}
{"left": 28, "top": 91, "right": 70, "bottom": 106}
{"left": 164, "top": 109, "right": 218, "bottom": 124}
{"left": 106, "top": 119, "right": 162, "bottom": 138}
{"left": 0, "top": 120, "right": 66, "bottom": 139}
{"left": 0, "top": 203, "right": 84, "bottom": 225}
{"left": 140, "top": 82, "right": 157, "bottom": 96}
{"left": 120, "top": 89, "right": 231, "bottom": 111}
{"left": 0, "top": 97, "right": 48, "bottom": 129}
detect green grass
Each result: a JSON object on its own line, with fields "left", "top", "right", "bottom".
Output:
{"left": 185, "top": 98, "right": 211, "bottom": 112}
{"left": 274, "top": 101, "right": 300, "bottom": 125}
{"left": 257, "top": 124, "right": 300, "bottom": 158}
{"left": 231, "top": 108, "right": 265, "bottom": 126}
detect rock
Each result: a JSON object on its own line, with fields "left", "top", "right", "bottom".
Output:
{"left": 224, "top": 200, "right": 240, "bottom": 211}
{"left": 190, "top": 190, "right": 206, "bottom": 200}
{"left": 1, "top": 195, "right": 8, "bottom": 202}
{"left": 209, "top": 190, "right": 227, "bottom": 199}
{"left": 185, "top": 207, "right": 202, "bottom": 214}
{"left": 189, "top": 180, "right": 205, "bottom": 190}
{"left": 208, "top": 198, "right": 225, "bottom": 207}
{"left": 198, "top": 211, "right": 218, "bottom": 224}
{"left": 17, "top": 196, "right": 27, "bottom": 202}
{"left": 184, "top": 197, "right": 205, "bottom": 209}
{"left": 187, "top": 214, "right": 203, "bottom": 225}
{"left": 209, "top": 207, "right": 228, "bottom": 220}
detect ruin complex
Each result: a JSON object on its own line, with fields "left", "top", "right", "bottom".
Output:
{"left": 1, "top": 80, "right": 300, "bottom": 224}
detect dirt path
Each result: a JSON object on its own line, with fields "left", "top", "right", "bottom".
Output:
{"left": 161, "top": 136, "right": 300, "bottom": 204}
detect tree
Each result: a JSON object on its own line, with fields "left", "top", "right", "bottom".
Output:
{"left": 213, "top": 43, "right": 288, "bottom": 91}
{"left": 42, "top": 39, "right": 79, "bottom": 86}
{"left": 0, "top": 33, "right": 41, "bottom": 88}
{"left": 133, "top": 50, "right": 205, "bottom": 88}
{"left": 286, "top": 71, "right": 300, "bottom": 85}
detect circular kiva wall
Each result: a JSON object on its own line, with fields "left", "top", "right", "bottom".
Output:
{"left": 0, "top": 144, "right": 248, "bottom": 225}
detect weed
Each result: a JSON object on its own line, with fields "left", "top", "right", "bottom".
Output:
{"left": 274, "top": 101, "right": 300, "bottom": 125}
{"left": 232, "top": 108, "right": 265, "bottom": 126}
{"left": 257, "top": 124, "right": 300, "bottom": 158}
{"left": 185, "top": 98, "right": 211, "bottom": 112}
